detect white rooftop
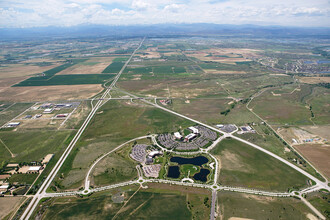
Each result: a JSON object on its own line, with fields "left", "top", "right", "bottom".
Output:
{"left": 188, "top": 126, "right": 199, "bottom": 134}
{"left": 28, "top": 166, "right": 41, "bottom": 171}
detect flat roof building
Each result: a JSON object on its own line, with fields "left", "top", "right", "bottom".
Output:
{"left": 188, "top": 126, "right": 199, "bottom": 134}
{"left": 43, "top": 108, "right": 53, "bottom": 114}
{"left": 185, "top": 133, "right": 197, "bottom": 141}
{"left": 174, "top": 132, "right": 183, "bottom": 140}
{"left": 7, "top": 122, "right": 20, "bottom": 127}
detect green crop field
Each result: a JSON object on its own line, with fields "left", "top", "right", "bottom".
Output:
{"left": 13, "top": 74, "right": 115, "bottom": 86}
{"left": 102, "top": 58, "right": 128, "bottom": 73}
{"left": 218, "top": 191, "right": 312, "bottom": 220}
{"left": 211, "top": 138, "right": 309, "bottom": 191}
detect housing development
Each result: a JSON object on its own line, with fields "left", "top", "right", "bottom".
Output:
{"left": 0, "top": 26, "right": 329, "bottom": 220}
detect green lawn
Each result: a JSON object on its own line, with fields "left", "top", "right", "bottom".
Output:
{"left": 211, "top": 138, "right": 309, "bottom": 191}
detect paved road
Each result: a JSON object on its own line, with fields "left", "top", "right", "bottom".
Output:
{"left": 210, "top": 190, "right": 217, "bottom": 220}
{"left": 84, "top": 135, "right": 151, "bottom": 191}
{"left": 20, "top": 38, "right": 145, "bottom": 220}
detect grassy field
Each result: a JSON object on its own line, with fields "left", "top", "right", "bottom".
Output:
{"left": 210, "top": 138, "right": 309, "bottom": 191}
{"left": 0, "top": 102, "right": 34, "bottom": 126}
{"left": 307, "top": 191, "right": 330, "bottom": 219}
{"left": 92, "top": 143, "right": 138, "bottom": 187}
{"left": 13, "top": 74, "right": 115, "bottom": 86}
{"left": 306, "top": 86, "right": 330, "bottom": 125}
{"left": 218, "top": 191, "right": 313, "bottom": 220}
{"left": 250, "top": 89, "right": 312, "bottom": 125}
{"left": 34, "top": 183, "right": 210, "bottom": 220}
{"left": 53, "top": 100, "right": 194, "bottom": 190}
{"left": 8, "top": 174, "right": 39, "bottom": 185}
{"left": 0, "top": 130, "right": 72, "bottom": 169}
{"left": 237, "top": 125, "right": 325, "bottom": 181}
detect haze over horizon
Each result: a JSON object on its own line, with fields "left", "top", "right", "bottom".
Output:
{"left": 0, "top": 0, "right": 329, "bottom": 28}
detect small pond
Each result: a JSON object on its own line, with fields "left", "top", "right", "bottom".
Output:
{"left": 170, "top": 156, "right": 208, "bottom": 166}
{"left": 167, "top": 166, "right": 180, "bottom": 178}
{"left": 193, "top": 168, "right": 210, "bottom": 182}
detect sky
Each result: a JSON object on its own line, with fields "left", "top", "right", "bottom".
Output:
{"left": 0, "top": 0, "right": 329, "bottom": 28}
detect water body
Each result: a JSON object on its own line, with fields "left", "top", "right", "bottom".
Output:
{"left": 193, "top": 169, "right": 210, "bottom": 182}
{"left": 170, "top": 156, "right": 208, "bottom": 166}
{"left": 304, "top": 60, "right": 330, "bottom": 64}
{"left": 167, "top": 166, "right": 180, "bottom": 178}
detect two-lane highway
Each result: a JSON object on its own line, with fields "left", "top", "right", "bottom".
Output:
{"left": 20, "top": 37, "right": 145, "bottom": 220}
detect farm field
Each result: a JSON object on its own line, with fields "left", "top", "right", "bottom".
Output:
{"left": 294, "top": 144, "right": 330, "bottom": 180}
{"left": 57, "top": 57, "right": 114, "bottom": 75}
{"left": 13, "top": 74, "right": 115, "bottom": 86}
{"left": 0, "top": 196, "right": 25, "bottom": 219}
{"left": 0, "top": 63, "right": 60, "bottom": 79}
{"left": 218, "top": 191, "right": 315, "bottom": 220}
{"left": 210, "top": 138, "right": 309, "bottom": 191}
{"left": 0, "top": 84, "right": 103, "bottom": 102}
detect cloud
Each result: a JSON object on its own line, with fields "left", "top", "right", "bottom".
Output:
{"left": 164, "top": 4, "right": 182, "bottom": 13}
{"left": 0, "top": 0, "right": 329, "bottom": 27}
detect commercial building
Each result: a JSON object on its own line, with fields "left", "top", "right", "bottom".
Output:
{"left": 185, "top": 133, "right": 197, "bottom": 142}
{"left": 188, "top": 126, "right": 199, "bottom": 134}
{"left": 43, "top": 108, "right": 53, "bottom": 114}
{"left": 174, "top": 132, "right": 183, "bottom": 140}
{"left": 7, "top": 122, "right": 20, "bottom": 127}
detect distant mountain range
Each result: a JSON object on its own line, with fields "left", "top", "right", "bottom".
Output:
{"left": 1, "top": 23, "right": 329, "bottom": 40}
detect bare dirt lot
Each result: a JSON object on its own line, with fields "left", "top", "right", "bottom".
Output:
{"left": 0, "top": 196, "right": 24, "bottom": 219}
{"left": 204, "top": 69, "right": 246, "bottom": 74}
{"left": 0, "top": 85, "right": 103, "bottom": 102}
{"left": 278, "top": 127, "right": 326, "bottom": 145}
{"left": 137, "top": 51, "right": 161, "bottom": 59}
{"left": 300, "top": 125, "right": 330, "bottom": 140}
{"left": 298, "top": 77, "right": 330, "bottom": 84}
{"left": 185, "top": 48, "right": 259, "bottom": 63}
{"left": 0, "top": 64, "right": 59, "bottom": 79}
{"left": 57, "top": 57, "right": 114, "bottom": 75}
{"left": 294, "top": 144, "right": 330, "bottom": 180}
